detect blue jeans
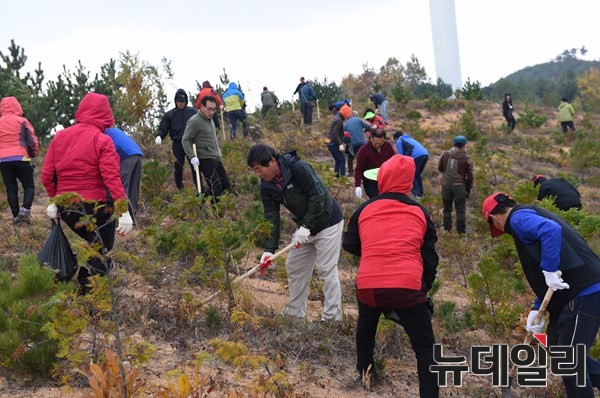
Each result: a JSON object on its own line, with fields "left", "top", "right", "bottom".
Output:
{"left": 379, "top": 100, "right": 388, "bottom": 122}
{"left": 547, "top": 292, "right": 600, "bottom": 397}
{"left": 412, "top": 155, "right": 429, "bottom": 197}
{"left": 327, "top": 142, "right": 345, "bottom": 177}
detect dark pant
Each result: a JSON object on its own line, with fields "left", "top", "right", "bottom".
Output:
{"left": 442, "top": 184, "right": 466, "bottom": 233}
{"left": 59, "top": 202, "right": 116, "bottom": 290}
{"left": 327, "top": 142, "right": 345, "bottom": 177}
{"left": 199, "top": 158, "right": 231, "bottom": 199}
{"left": 505, "top": 114, "right": 516, "bottom": 132}
{"left": 547, "top": 292, "right": 600, "bottom": 397}
{"left": 363, "top": 180, "right": 379, "bottom": 199}
{"left": 356, "top": 300, "right": 438, "bottom": 397}
{"left": 120, "top": 155, "right": 143, "bottom": 219}
{"left": 412, "top": 155, "right": 429, "bottom": 198}
{"left": 0, "top": 161, "right": 35, "bottom": 218}
{"left": 561, "top": 121, "right": 575, "bottom": 133}
{"left": 301, "top": 102, "right": 314, "bottom": 125}
{"left": 347, "top": 143, "right": 363, "bottom": 175}
{"left": 172, "top": 139, "right": 194, "bottom": 189}
{"left": 227, "top": 110, "right": 249, "bottom": 139}
{"left": 261, "top": 105, "right": 278, "bottom": 119}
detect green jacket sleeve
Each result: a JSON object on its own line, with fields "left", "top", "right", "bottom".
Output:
{"left": 181, "top": 118, "right": 196, "bottom": 160}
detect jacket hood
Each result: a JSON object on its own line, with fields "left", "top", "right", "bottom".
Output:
{"left": 0, "top": 96, "right": 23, "bottom": 117}
{"left": 228, "top": 82, "right": 238, "bottom": 90}
{"left": 75, "top": 93, "right": 115, "bottom": 130}
{"left": 174, "top": 88, "right": 188, "bottom": 106}
{"left": 377, "top": 154, "right": 415, "bottom": 194}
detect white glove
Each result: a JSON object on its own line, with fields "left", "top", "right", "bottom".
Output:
{"left": 338, "top": 144, "right": 345, "bottom": 152}
{"left": 542, "top": 270, "right": 570, "bottom": 291}
{"left": 46, "top": 204, "right": 59, "bottom": 219}
{"left": 526, "top": 310, "right": 546, "bottom": 334}
{"left": 116, "top": 211, "right": 133, "bottom": 235}
{"left": 190, "top": 157, "right": 199, "bottom": 167}
{"left": 155, "top": 136, "right": 162, "bottom": 145}
{"left": 293, "top": 226, "right": 311, "bottom": 245}
{"left": 355, "top": 187, "right": 363, "bottom": 198}
{"left": 260, "top": 252, "right": 274, "bottom": 266}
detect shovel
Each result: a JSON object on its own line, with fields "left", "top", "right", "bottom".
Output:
{"left": 501, "top": 272, "right": 559, "bottom": 397}
{"left": 192, "top": 144, "right": 202, "bottom": 197}
{"left": 201, "top": 242, "right": 296, "bottom": 304}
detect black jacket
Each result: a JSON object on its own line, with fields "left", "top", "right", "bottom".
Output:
{"left": 537, "top": 178, "right": 581, "bottom": 211}
{"left": 156, "top": 89, "right": 197, "bottom": 141}
{"left": 505, "top": 205, "right": 600, "bottom": 317}
{"left": 260, "top": 151, "right": 343, "bottom": 252}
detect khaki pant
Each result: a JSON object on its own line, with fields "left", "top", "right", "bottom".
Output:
{"left": 283, "top": 220, "right": 343, "bottom": 321}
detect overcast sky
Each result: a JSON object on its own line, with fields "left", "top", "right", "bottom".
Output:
{"left": 2, "top": 0, "right": 598, "bottom": 110}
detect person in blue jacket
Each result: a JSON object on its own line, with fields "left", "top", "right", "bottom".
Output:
{"left": 299, "top": 81, "right": 317, "bottom": 125}
{"left": 393, "top": 130, "right": 429, "bottom": 199}
{"left": 343, "top": 111, "right": 370, "bottom": 176}
{"left": 105, "top": 127, "right": 143, "bottom": 222}
{"left": 483, "top": 192, "right": 600, "bottom": 397}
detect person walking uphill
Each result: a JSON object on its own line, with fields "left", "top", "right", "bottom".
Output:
{"left": 438, "top": 135, "right": 473, "bottom": 234}
{"left": 533, "top": 175, "right": 581, "bottom": 211}
{"left": 182, "top": 96, "right": 231, "bottom": 200}
{"left": 558, "top": 97, "right": 576, "bottom": 134}
{"left": 222, "top": 82, "right": 249, "bottom": 140}
{"left": 247, "top": 144, "right": 344, "bottom": 322}
{"left": 299, "top": 80, "right": 317, "bottom": 125}
{"left": 155, "top": 89, "right": 197, "bottom": 189}
{"left": 502, "top": 93, "right": 516, "bottom": 133}
{"left": 327, "top": 104, "right": 352, "bottom": 178}
{"left": 0, "top": 96, "right": 39, "bottom": 225}
{"left": 41, "top": 93, "right": 133, "bottom": 294}
{"left": 260, "top": 87, "right": 279, "bottom": 119}
{"left": 195, "top": 81, "right": 224, "bottom": 130}
{"left": 343, "top": 155, "right": 439, "bottom": 396}
{"left": 482, "top": 192, "right": 600, "bottom": 397}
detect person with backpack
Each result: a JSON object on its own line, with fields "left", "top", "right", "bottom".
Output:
{"left": 393, "top": 130, "right": 429, "bottom": 199}
{"left": 343, "top": 155, "right": 439, "bottom": 395}
{"left": 155, "top": 89, "right": 197, "bottom": 189}
{"left": 0, "top": 96, "right": 39, "bottom": 225}
{"left": 247, "top": 144, "right": 344, "bottom": 322}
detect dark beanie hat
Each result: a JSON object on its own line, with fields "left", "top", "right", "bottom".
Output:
{"left": 202, "top": 81, "right": 212, "bottom": 88}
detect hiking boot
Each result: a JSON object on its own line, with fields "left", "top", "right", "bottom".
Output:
{"left": 12, "top": 217, "right": 22, "bottom": 226}
{"left": 17, "top": 208, "right": 32, "bottom": 224}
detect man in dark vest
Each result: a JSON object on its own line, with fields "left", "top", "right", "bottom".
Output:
{"left": 483, "top": 192, "right": 600, "bottom": 397}
{"left": 533, "top": 175, "right": 582, "bottom": 211}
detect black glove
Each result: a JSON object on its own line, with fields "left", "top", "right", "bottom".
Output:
{"left": 427, "top": 297, "right": 434, "bottom": 315}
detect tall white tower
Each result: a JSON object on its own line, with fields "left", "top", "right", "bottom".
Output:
{"left": 429, "top": 0, "right": 462, "bottom": 91}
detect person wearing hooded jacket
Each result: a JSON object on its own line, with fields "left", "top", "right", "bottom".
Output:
{"left": 0, "top": 96, "right": 39, "bottom": 225}
{"left": 482, "top": 192, "right": 600, "bottom": 397}
{"left": 502, "top": 93, "right": 516, "bottom": 133}
{"left": 438, "top": 135, "right": 473, "bottom": 234}
{"left": 533, "top": 175, "right": 581, "bottom": 211}
{"left": 41, "top": 92, "right": 133, "bottom": 294}
{"left": 222, "top": 82, "right": 249, "bottom": 140}
{"left": 247, "top": 144, "right": 344, "bottom": 322}
{"left": 155, "top": 89, "right": 197, "bottom": 189}
{"left": 195, "top": 81, "right": 224, "bottom": 130}
{"left": 327, "top": 104, "right": 352, "bottom": 178}
{"left": 343, "top": 155, "right": 439, "bottom": 396}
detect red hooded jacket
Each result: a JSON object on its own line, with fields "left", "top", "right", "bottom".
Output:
{"left": 0, "top": 96, "right": 38, "bottom": 160}
{"left": 343, "top": 155, "right": 438, "bottom": 292}
{"left": 41, "top": 93, "right": 125, "bottom": 202}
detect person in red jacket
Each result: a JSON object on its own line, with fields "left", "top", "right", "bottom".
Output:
{"left": 41, "top": 92, "right": 133, "bottom": 294}
{"left": 353, "top": 129, "right": 395, "bottom": 199}
{"left": 195, "top": 81, "right": 224, "bottom": 129}
{"left": 0, "top": 96, "right": 38, "bottom": 225}
{"left": 343, "top": 154, "right": 439, "bottom": 395}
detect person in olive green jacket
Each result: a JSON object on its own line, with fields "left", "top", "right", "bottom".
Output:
{"left": 247, "top": 143, "right": 344, "bottom": 322}
{"left": 182, "top": 96, "right": 230, "bottom": 199}
{"left": 558, "top": 97, "right": 576, "bottom": 133}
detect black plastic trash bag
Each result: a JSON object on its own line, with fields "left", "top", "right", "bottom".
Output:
{"left": 38, "top": 220, "right": 77, "bottom": 281}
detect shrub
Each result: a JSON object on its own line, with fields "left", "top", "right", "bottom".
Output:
{"left": 518, "top": 106, "right": 548, "bottom": 129}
